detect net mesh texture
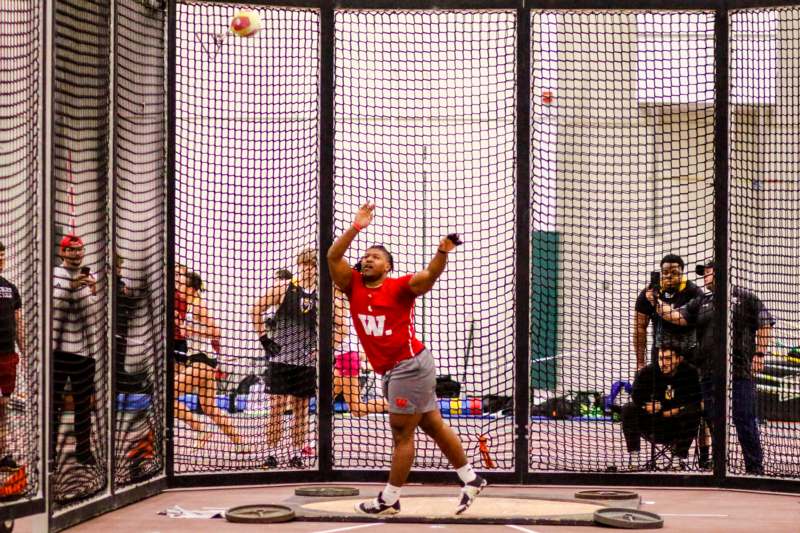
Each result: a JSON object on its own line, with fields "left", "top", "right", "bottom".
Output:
{"left": 332, "top": 10, "right": 517, "bottom": 471}
{"left": 0, "top": 0, "right": 42, "bottom": 502}
{"left": 729, "top": 6, "right": 800, "bottom": 478}
{"left": 529, "top": 10, "right": 716, "bottom": 474}
{"left": 113, "top": 0, "right": 167, "bottom": 487}
{"left": 174, "top": 2, "right": 320, "bottom": 473}
{"left": 168, "top": 4, "right": 800, "bottom": 481}
{"left": 52, "top": 0, "right": 110, "bottom": 506}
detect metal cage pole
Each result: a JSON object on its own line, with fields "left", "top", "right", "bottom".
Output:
{"left": 165, "top": 0, "right": 178, "bottom": 483}
{"left": 712, "top": 1, "right": 731, "bottom": 486}
{"left": 515, "top": 6, "right": 532, "bottom": 483}
{"left": 318, "top": 0, "right": 336, "bottom": 478}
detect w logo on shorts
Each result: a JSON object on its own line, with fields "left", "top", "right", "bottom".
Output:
{"left": 395, "top": 397, "right": 408, "bottom": 408}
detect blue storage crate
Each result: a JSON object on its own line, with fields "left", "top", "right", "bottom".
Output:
{"left": 438, "top": 398, "right": 450, "bottom": 415}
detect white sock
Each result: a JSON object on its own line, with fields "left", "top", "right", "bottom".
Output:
{"left": 456, "top": 463, "right": 477, "bottom": 484}
{"left": 381, "top": 483, "right": 402, "bottom": 504}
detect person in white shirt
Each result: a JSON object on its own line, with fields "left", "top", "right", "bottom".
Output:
{"left": 52, "top": 234, "right": 100, "bottom": 465}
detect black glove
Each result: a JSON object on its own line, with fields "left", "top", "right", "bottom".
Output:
{"left": 260, "top": 334, "right": 281, "bottom": 358}
{"left": 188, "top": 351, "right": 219, "bottom": 369}
{"left": 173, "top": 350, "right": 188, "bottom": 365}
{"left": 446, "top": 233, "right": 463, "bottom": 246}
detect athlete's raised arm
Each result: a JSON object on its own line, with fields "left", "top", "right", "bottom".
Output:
{"left": 409, "top": 233, "right": 462, "bottom": 296}
{"left": 327, "top": 201, "right": 374, "bottom": 291}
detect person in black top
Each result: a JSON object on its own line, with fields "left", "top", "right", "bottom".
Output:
{"left": 0, "top": 243, "right": 24, "bottom": 470}
{"left": 251, "top": 248, "right": 318, "bottom": 468}
{"left": 621, "top": 344, "right": 702, "bottom": 469}
{"left": 634, "top": 254, "right": 702, "bottom": 370}
{"left": 651, "top": 261, "right": 774, "bottom": 474}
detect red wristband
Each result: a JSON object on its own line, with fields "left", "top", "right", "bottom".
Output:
{"left": 352, "top": 222, "right": 363, "bottom": 232}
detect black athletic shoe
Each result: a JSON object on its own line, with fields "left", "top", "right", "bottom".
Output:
{"left": 697, "top": 446, "right": 711, "bottom": 470}
{"left": 0, "top": 455, "right": 17, "bottom": 471}
{"left": 262, "top": 455, "right": 278, "bottom": 468}
{"left": 455, "top": 476, "right": 487, "bottom": 515}
{"left": 745, "top": 466, "right": 764, "bottom": 476}
{"left": 356, "top": 493, "right": 400, "bottom": 515}
{"left": 288, "top": 455, "right": 304, "bottom": 468}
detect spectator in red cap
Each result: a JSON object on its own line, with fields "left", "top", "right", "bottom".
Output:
{"left": 52, "top": 233, "right": 99, "bottom": 466}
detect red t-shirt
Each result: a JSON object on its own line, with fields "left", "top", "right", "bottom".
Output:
{"left": 345, "top": 270, "right": 425, "bottom": 375}
{"left": 174, "top": 290, "right": 187, "bottom": 340}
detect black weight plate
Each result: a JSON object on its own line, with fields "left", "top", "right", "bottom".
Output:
{"left": 225, "top": 504, "right": 295, "bottom": 524}
{"left": 575, "top": 489, "right": 639, "bottom": 501}
{"left": 594, "top": 508, "right": 663, "bottom": 529}
{"left": 295, "top": 486, "right": 360, "bottom": 497}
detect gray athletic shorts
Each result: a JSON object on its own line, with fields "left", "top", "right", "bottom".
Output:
{"left": 382, "top": 348, "right": 438, "bottom": 415}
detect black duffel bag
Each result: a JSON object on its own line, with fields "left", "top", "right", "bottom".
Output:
{"left": 436, "top": 375, "right": 461, "bottom": 398}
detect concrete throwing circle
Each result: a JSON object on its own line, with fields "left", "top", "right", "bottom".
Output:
{"left": 299, "top": 495, "right": 607, "bottom": 525}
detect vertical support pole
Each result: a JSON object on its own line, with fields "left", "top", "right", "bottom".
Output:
{"left": 42, "top": 0, "right": 55, "bottom": 524}
{"left": 108, "top": 0, "right": 118, "bottom": 496}
{"left": 164, "top": 0, "right": 177, "bottom": 482}
{"left": 515, "top": 4, "right": 532, "bottom": 483}
{"left": 712, "top": 1, "right": 730, "bottom": 485}
{"left": 318, "top": 0, "right": 336, "bottom": 478}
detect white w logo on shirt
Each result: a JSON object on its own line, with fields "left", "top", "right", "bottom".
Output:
{"left": 358, "top": 314, "right": 392, "bottom": 336}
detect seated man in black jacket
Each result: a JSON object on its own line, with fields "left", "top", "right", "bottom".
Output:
{"left": 622, "top": 343, "right": 702, "bottom": 469}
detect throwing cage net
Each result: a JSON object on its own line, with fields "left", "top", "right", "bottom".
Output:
{"left": 529, "top": 10, "right": 716, "bottom": 473}
{"left": 332, "top": 10, "right": 517, "bottom": 470}
{"left": 729, "top": 7, "right": 800, "bottom": 478}
{"left": 170, "top": 5, "right": 800, "bottom": 480}
{"left": 6, "top": 0, "right": 800, "bottom": 528}
{"left": 174, "top": 2, "right": 320, "bottom": 473}
{"left": 0, "top": 0, "right": 42, "bottom": 502}
{"left": 112, "top": 0, "right": 167, "bottom": 487}
{"left": 52, "top": 0, "right": 110, "bottom": 505}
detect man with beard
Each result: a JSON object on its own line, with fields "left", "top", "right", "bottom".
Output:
{"left": 622, "top": 344, "right": 702, "bottom": 470}
{"left": 650, "top": 261, "right": 773, "bottom": 474}
{"left": 634, "top": 254, "right": 702, "bottom": 370}
{"left": 327, "top": 202, "right": 486, "bottom": 516}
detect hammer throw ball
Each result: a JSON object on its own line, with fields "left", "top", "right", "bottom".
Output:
{"left": 230, "top": 10, "right": 263, "bottom": 38}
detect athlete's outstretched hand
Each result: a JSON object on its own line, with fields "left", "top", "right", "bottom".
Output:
{"left": 353, "top": 201, "right": 375, "bottom": 230}
{"left": 439, "top": 233, "right": 462, "bottom": 253}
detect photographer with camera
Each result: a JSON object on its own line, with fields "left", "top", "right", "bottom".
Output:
{"left": 52, "top": 234, "right": 100, "bottom": 467}
{"left": 633, "top": 254, "right": 701, "bottom": 371}
{"left": 647, "top": 261, "right": 773, "bottom": 474}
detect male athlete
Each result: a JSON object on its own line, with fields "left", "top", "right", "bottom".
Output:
{"left": 327, "top": 202, "right": 486, "bottom": 515}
